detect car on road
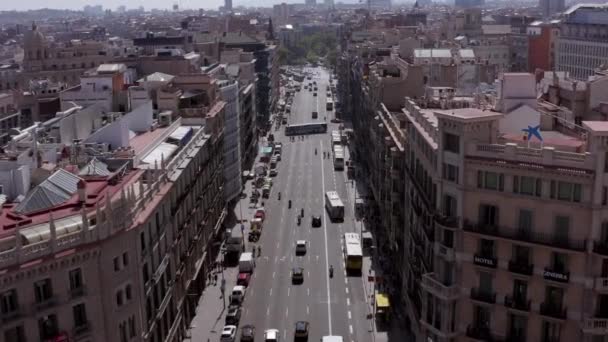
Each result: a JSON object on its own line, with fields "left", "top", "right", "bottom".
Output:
{"left": 225, "top": 305, "right": 242, "bottom": 325}
{"left": 264, "top": 329, "right": 280, "bottom": 342}
{"left": 237, "top": 272, "right": 251, "bottom": 287}
{"left": 269, "top": 168, "right": 278, "bottom": 177}
{"left": 292, "top": 267, "right": 304, "bottom": 284}
{"left": 312, "top": 215, "right": 322, "bottom": 227}
{"left": 220, "top": 325, "right": 237, "bottom": 342}
{"left": 294, "top": 321, "right": 310, "bottom": 340}
{"left": 296, "top": 240, "right": 307, "bottom": 255}
{"left": 312, "top": 111, "right": 318, "bottom": 119}
{"left": 241, "top": 325, "right": 256, "bottom": 342}
{"left": 330, "top": 118, "right": 343, "bottom": 123}
{"left": 313, "top": 93, "right": 317, "bottom": 97}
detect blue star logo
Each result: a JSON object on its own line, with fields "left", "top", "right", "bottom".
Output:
{"left": 522, "top": 125, "right": 543, "bottom": 142}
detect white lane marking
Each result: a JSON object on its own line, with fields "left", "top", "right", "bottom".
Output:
{"left": 348, "top": 311, "right": 352, "bottom": 319}
{"left": 284, "top": 330, "right": 287, "bottom": 339}
{"left": 272, "top": 271, "right": 276, "bottom": 279}
{"left": 320, "top": 139, "right": 333, "bottom": 335}
{"left": 246, "top": 308, "right": 249, "bottom": 316}
{"left": 345, "top": 278, "right": 348, "bottom": 285}
{"left": 347, "top": 298, "right": 351, "bottom": 306}
{"left": 349, "top": 325, "right": 353, "bottom": 334}
{"left": 307, "top": 305, "right": 310, "bottom": 315}
{"left": 346, "top": 287, "right": 349, "bottom": 294}
{"left": 307, "top": 288, "right": 310, "bottom": 296}
{"left": 288, "top": 287, "right": 290, "bottom": 297}
{"left": 267, "top": 306, "right": 270, "bottom": 316}
{"left": 270, "top": 288, "right": 273, "bottom": 296}
{"left": 286, "top": 307, "right": 289, "bottom": 317}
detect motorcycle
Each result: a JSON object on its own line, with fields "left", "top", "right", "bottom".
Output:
{"left": 301, "top": 208, "right": 304, "bottom": 217}
{"left": 278, "top": 192, "right": 281, "bottom": 200}
{"left": 297, "top": 216, "right": 301, "bottom": 225}
{"left": 288, "top": 200, "right": 292, "bottom": 208}
{"left": 315, "top": 148, "right": 317, "bottom": 155}
{"left": 329, "top": 265, "right": 334, "bottom": 278}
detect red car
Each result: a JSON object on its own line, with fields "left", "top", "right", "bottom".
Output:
{"left": 237, "top": 272, "right": 251, "bottom": 287}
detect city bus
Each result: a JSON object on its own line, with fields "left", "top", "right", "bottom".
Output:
{"left": 331, "top": 135, "right": 341, "bottom": 147}
{"left": 333, "top": 148, "right": 344, "bottom": 171}
{"left": 325, "top": 191, "right": 345, "bottom": 221}
{"left": 285, "top": 122, "right": 328, "bottom": 136}
{"left": 343, "top": 233, "right": 363, "bottom": 273}
{"left": 326, "top": 98, "right": 334, "bottom": 111}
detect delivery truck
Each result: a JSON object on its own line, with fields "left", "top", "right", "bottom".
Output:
{"left": 239, "top": 252, "right": 255, "bottom": 273}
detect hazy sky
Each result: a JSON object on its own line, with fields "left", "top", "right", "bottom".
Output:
{"left": 0, "top": 0, "right": 235, "bottom": 11}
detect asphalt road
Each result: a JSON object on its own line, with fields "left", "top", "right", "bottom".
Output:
{"left": 237, "top": 67, "right": 371, "bottom": 342}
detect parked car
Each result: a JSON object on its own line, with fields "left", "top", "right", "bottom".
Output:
{"left": 225, "top": 305, "right": 242, "bottom": 325}
{"left": 269, "top": 168, "right": 278, "bottom": 177}
{"left": 220, "top": 325, "right": 237, "bottom": 342}
{"left": 237, "top": 272, "right": 251, "bottom": 287}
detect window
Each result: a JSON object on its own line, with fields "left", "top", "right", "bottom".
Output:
{"left": 443, "top": 133, "right": 460, "bottom": 154}
{"left": 513, "top": 176, "right": 541, "bottom": 196}
{"left": 443, "top": 229, "right": 454, "bottom": 248}
{"left": 143, "top": 263, "right": 149, "bottom": 283}
{"left": 119, "top": 322, "right": 128, "bottom": 342}
{"left": 478, "top": 204, "right": 499, "bottom": 227}
{"left": 128, "top": 316, "right": 137, "bottom": 338}
{"left": 73, "top": 303, "right": 88, "bottom": 327}
{"left": 512, "top": 245, "right": 530, "bottom": 264}
{"left": 517, "top": 209, "right": 533, "bottom": 235}
{"left": 542, "top": 320, "right": 561, "bottom": 342}
{"left": 479, "top": 272, "right": 493, "bottom": 293}
{"left": 545, "top": 286, "right": 564, "bottom": 309}
{"left": 116, "top": 290, "right": 124, "bottom": 306}
{"left": 126, "top": 284, "right": 132, "bottom": 301}
{"left": 34, "top": 278, "right": 53, "bottom": 303}
{"left": 479, "top": 239, "right": 495, "bottom": 258}
{"left": 1, "top": 289, "right": 18, "bottom": 315}
{"left": 550, "top": 181, "right": 582, "bottom": 202}
{"left": 69, "top": 268, "right": 83, "bottom": 291}
{"left": 443, "top": 163, "right": 459, "bottom": 183}
{"left": 140, "top": 232, "right": 146, "bottom": 253}
{"left": 554, "top": 216, "right": 570, "bottom": 243}
{"left": 551, "top": 252, "right": 568, "bottom": 272}
{"left": 443, "top": 194, "right": 457, "bottom": 217}
{"left": 39, "top": 314, "right": 58, "bottom": 340}
{"left": 478, "top": 171, "right": 504, "bottom": 191}
{"left": 509, "top": 314, "right": 527, "bottom": 340}
{"left": 513, "top": 279, "right": 528, "bottom": 301}
{"left": 4, "top": 325, "right": 25, "bottom": 342}
{"left": 473, "top": 305, "right": 490, "bottom": 329}
{"left": 122, "top": 252, "right": 129, "bottom": 267}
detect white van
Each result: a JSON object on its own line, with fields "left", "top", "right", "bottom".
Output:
{"left": 230, "top": 285, "right": 246, "bottom": 305}
{"left": 322, "top": 336, "right": 344, "bottom": 342}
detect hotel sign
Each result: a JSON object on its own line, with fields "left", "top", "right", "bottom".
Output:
{"left": 473, "top": 255, "right": 497, "bottom": 268}
{"left": 543, "top": 269, "right": 569, "bottom": 283}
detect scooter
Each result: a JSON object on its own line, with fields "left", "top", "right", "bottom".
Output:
{"left": 278, "top": 192, "right": 281, "bottom": 200}
{"left": 297, "top": 215, "right": 301, "bottom": 225}
{"left": 301, "top": 208, "right": 304, "bottom": 217}
{"left": 288, "top": 200, "right": 292, "bottom": 208}
{"left": 329, "top": 265, "right": 334, "bottom": 278}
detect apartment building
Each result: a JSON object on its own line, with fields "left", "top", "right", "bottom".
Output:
{"left": 0, "top": 94, "right": 226, "bottom": 342}
{"left": 556, "top": 4, "right": 608, "bottom": 81}
{"left": 399, "top": 92, "right": 608, "bottom": 341}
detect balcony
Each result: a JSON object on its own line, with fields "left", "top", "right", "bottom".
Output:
{"left": 435, "top": 215, "right": 460, "bottom": 229}
{"left": 594, "top": 241, "right": 608, "bottom": 256}
{"left": 33, "top": 297, "right": 57, "bottom": 311}
{"left": 1, "top": 308, "right": 22, "bottom": 323}
{"left": 463, "top": 220, "right": 586, "bottom": 252}
{"left": 543, "top": 267, "right": 570, "bottom": 283}
{"left": 435, "top": 242, "right": 455, "bottom": 262}
{"left": 508, "top": 260, "right": 534, "bottom": 276}
{"left": 582, "top": 318, "right": 608, "bottom": 335}
{"left": 504, "top": 295, "right": 531, "bottom": 312}
{"left": 470, "top": 288, "right": 496, "bottom": 304}
{"left": 594, "top": 277, "right": 608, "bottom": 292}
{"left": 466, "top": 324, "right": 494, "bottom": 341}
{"left": 473, "top": 254, "right": 497, "bottom": 269}
{"left": 540, "top": 302, "right": 567, "bottom": 320}
{"left": 69, "top": 285, "right": 87, "bottom": 299}
{"left": 73, "top": 321, "right": 92, "bottom": 337}
{"left": 421, "top": 273, "right": 460, "bottom": 300}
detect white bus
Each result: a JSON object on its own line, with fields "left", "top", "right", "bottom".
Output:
{"left": 331, "top": 135, "right": 341, "bottom": 147}
{"left": 326, "top": 98, "right": 334, "bottom": 111}
{"left": 344, "top": 233, "right": 363, "bottom": 273}
{"left": 325, "top": 191, "right": 345, "bottom": 221}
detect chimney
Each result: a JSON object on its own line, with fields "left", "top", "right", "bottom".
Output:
{"left": 77, "top": 179, "right": 86, "bottom": 203}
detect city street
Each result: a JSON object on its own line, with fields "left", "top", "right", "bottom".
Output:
{"left": 186, "top": 67, "right": 403, "bottom": 342}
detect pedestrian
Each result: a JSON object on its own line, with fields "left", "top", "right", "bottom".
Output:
{"left": 214, "top": 273, "right": 218, "bottom": 285}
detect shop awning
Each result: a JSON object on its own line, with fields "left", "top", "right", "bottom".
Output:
{"left": 376, "top": 293, "right": 390, "bottom": 308}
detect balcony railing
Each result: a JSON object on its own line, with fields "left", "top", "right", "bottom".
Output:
{"left": 473, "top": 254, "right": 497, "bottom": 268}
{"left": 543, "top": 267, "right": 570, "bottom": 283}
{"left": 421, "top": 273, "right": 460, "bottom": 300}
{"left": 504, "top": 294, "right": 531, "bottom": 312}
{"left": 434, "top": 215, "right": 460, "bottom": 229}
{"left": 463, "top": 220, "right": 586, "bottom": 252}
{"left": 1, "top": 307, "right": 22, "bottom": 323}
{"left": 594, "top": 241, "right": 608, "bottom": 256}
{"left": 582, "top": 317, "right": 608, "bottom": 335}
{"left": 470, "top": 288, "right": 496, "bottom": 304}
{"left": 508, "top": 260, "right": 534, "bottom": 276}
{"left": 466, "top": 324, "right": 493, "bottom": 341}
{"left": 73, "top": 321, "right": 91, "bottom": 337}
{"left": 69, "top": 285, "right": 86, "bottom": 299}
{"left": 595, "top": 277, "right": 608, "bottom": 292}
{"left": 33, "top": 297, "right": 57, "bottom": 311}
{"left": 540, "top": 302, "right": 568, "bottom": 320}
